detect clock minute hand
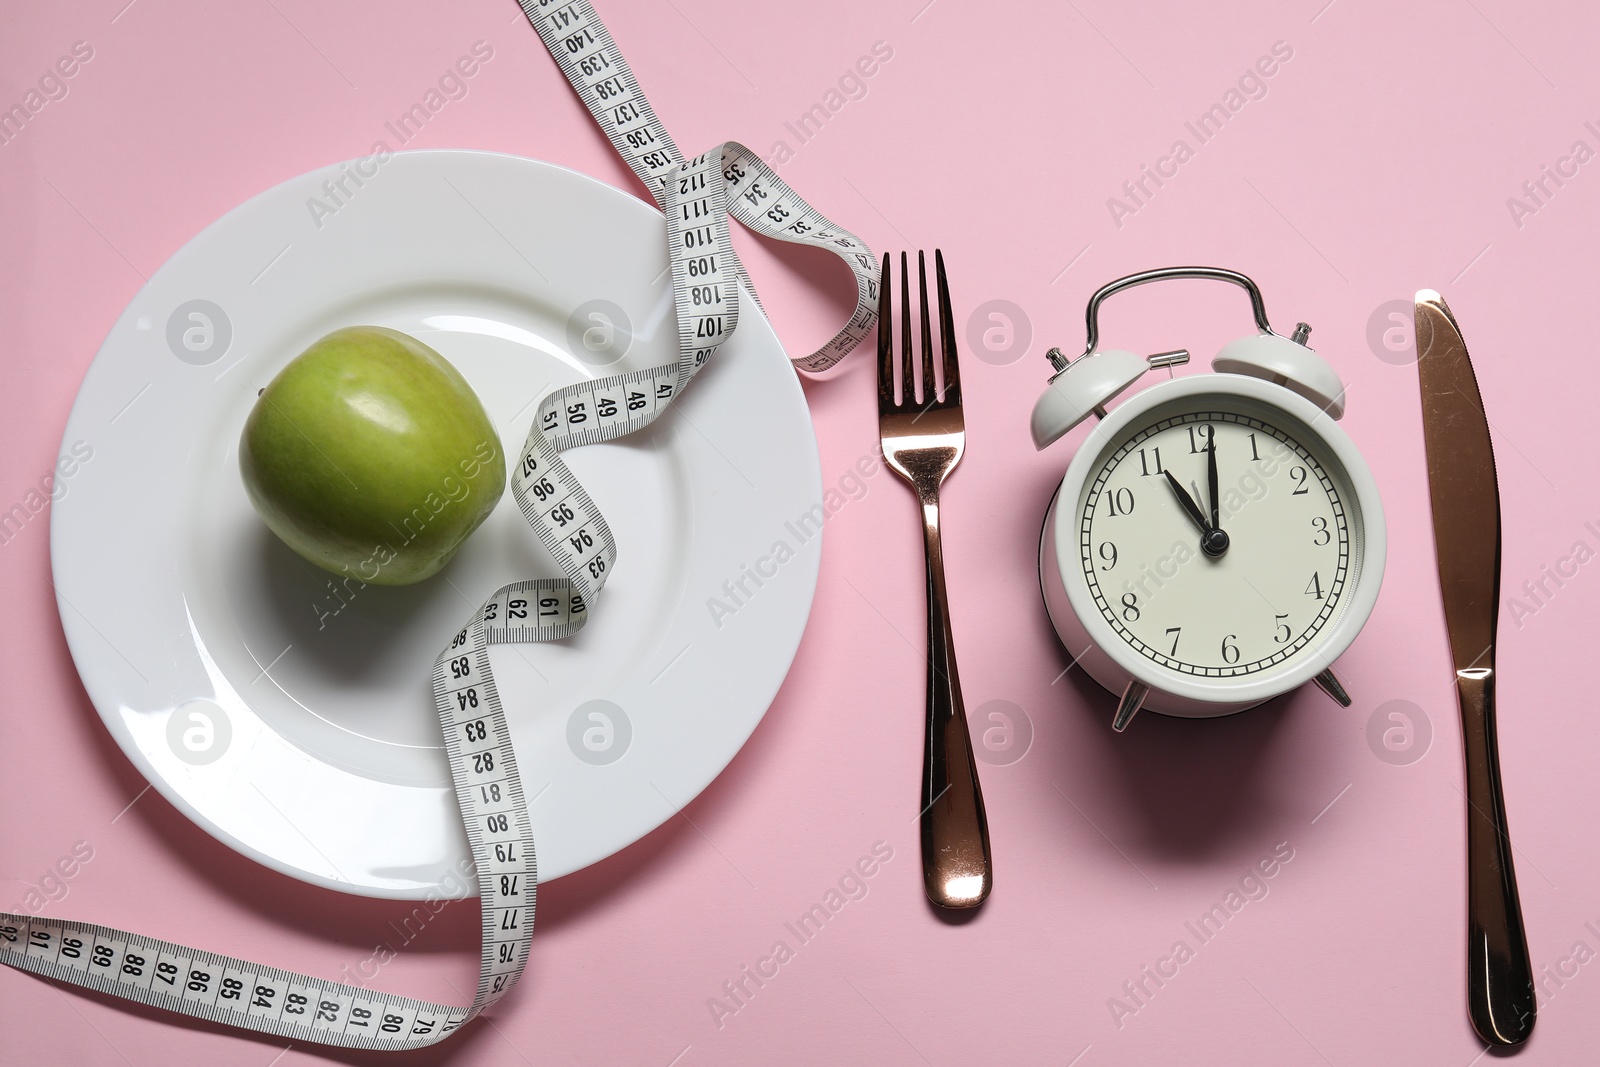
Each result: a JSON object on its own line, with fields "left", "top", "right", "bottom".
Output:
{"left": 1206, "top": 431, "right": 1220, "bottom": 532}
{"left": 1163, "top": 470, "right": 1210, "bottom": 534}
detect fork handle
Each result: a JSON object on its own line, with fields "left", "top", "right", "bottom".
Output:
{"left": 917, "top": 491, "right": 992, "bottom": 909}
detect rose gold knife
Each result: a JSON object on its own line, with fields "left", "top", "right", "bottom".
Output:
{"left": 1414, "top": 289, "right": 1534, "bottom": 1046}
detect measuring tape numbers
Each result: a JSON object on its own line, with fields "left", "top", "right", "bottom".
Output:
{"left": 1, "top": 0, "right": 876, "bottom": 1050}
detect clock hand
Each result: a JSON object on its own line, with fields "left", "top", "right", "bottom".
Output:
{"left": 1163, "top": 470, "right": 1209, "bottom": 534}
{"left": 1165, "top": 466, "right": 1230, "bottom": 557}
{"left": 1206, "top": 430, "right": 1220, "bottom": 532}
{"left": 1166, "top": 458, "right": 1230, "bottom": 558}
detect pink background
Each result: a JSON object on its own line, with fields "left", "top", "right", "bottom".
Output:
{"left": 4, "top": 0, "right": 1599, "bottom": 1064}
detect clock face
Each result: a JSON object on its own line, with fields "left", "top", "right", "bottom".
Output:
{"left": 1077, "top": 397, "right": 1358, "bottom": 681}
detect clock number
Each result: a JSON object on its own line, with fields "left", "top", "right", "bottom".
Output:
{"left": 1305, "top": 572, "right": 1324, "bottom": 599}
{"left": 1221, "top": 634, "right": 1240, "bottom": 664}
{"left": 1138, "top": 447, "right": 1164, "bottom": 476}
{"left": 1248, "top": 432, "right": 1261, "bottom": 461}
{"left": 1186, "top": 425, "right": 1212, "bottom": 454}
{"left": 1274, "top": 613, "right": 1291, "bottom": 642}
{"left": 1311, "top": 516, "right": 1330, "bottom": 545}
{"left": 1120, "top": 593, "right": 1140, "bottom": 622}
{"left": 1098, "top": 542, "right": 1118, "bottom": 571}
{"left": 1105, "top": 487, "right": 1135, "bottom": 516}
{"left": 1290, "top": 466, "right": 1309, "bottom": 495}
{"left": 1165, "top": 627, "right": 1181, "bottom": 656}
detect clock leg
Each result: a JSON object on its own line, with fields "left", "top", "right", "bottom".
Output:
{"left": 1112, "top": 681, "right": 1149, "bottom": 732}
{"left": 1312, "top": 667, "right": 1352, "bottom": 707}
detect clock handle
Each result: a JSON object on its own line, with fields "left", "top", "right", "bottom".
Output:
{"left": 1066, "top": 266, "right": 1275, "bottom": 365}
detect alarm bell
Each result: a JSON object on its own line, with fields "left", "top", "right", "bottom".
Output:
{"left": 1030, "top": 267, "right": 1348, "bottom": 450}
{"left": 1030, "top": 348, "right": 1189, "bottom": 449}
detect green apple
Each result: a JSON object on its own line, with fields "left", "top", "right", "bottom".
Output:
{"left": 240, "top": 326, "right": 506, "bottom": 586}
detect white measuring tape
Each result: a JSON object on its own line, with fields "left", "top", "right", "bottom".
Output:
{"left": 1, "top": 0, "right": 876, "bottom": 1049}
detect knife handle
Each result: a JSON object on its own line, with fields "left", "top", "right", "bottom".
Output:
{"left": 1456, "top": 668, "right": 1535, "bottom": 1045}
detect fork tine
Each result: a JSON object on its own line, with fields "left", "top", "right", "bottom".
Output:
{"left": 917, "top": 251, "right": 935, "bottom": 407}
{"left": 935, "top": 248, "right": 961, "bottom": 407}
{"left": 877, "top": 253, "right": 894, "bottom": 410}
{"left": 900, "top": 252, "right": 914, "bottom": 406}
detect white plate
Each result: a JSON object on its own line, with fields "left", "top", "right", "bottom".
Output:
{"left": 51, "top": 150, "right": 822, "bottom": 899}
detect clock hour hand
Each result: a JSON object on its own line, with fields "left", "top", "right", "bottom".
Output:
{"left": 1165, "top": 466, "right": 1231, "bottom": 558}
{"left": 1163, "top": 470, "right": 1209, "bottom": 534}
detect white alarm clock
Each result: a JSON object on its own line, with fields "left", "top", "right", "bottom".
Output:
{"left": 1032, "top": 267, "right": 1385, "bottom": 731}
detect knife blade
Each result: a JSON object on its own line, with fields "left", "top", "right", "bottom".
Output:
{"left": 1415, "top": 289, "right": 1535, "bottom": 1046}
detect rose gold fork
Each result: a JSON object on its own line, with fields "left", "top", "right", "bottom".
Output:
{"left": 877, "top": 249, "right": 992, "bottom": 910}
